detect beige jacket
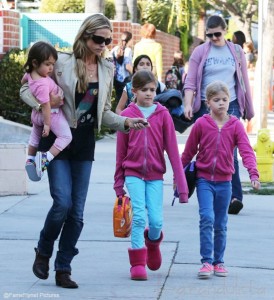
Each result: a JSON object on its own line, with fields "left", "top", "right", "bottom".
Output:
{"left": 20, "top": 51, "right": 127, "bottom": 132}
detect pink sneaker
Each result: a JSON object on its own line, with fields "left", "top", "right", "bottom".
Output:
{"left": 214, "top": 264, "right": 228, "bottom": 277}
{"left": 198, "top": 262, "right": 213, "bottom": 279}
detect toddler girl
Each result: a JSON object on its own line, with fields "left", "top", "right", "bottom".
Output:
{"left": 22, "top": 41, "right": 72, "bottom": 181}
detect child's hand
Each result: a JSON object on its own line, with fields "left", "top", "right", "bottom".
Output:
{"left": 251, "top": 180, "right": 260, "bottom": 190}
{"left": 42, "top": 124, "right": 50, "bottom": 137}
{"left": 50, "top": 91, "right": 63, "bottom": 108}
{"left": 179, "top": 193, "right": 188, "bottom": 203}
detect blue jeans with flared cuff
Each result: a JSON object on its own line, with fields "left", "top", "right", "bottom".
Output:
{"left": 125, "top": 176, "right": 163, "bottom": 249}
{"left": 196, "top": 178, "right": 231, "bottom": 265}
{"left": 37, "top": 159, "right": 92, "bottom": 272}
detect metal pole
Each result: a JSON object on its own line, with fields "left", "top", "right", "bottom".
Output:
{"left": 254, "top": 0, "right": 263, "bottom": 129}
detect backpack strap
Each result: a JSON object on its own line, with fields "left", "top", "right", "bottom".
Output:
{"left": 234, "top": 44, "right": 242, "bottom": 67}
{"left": 156, "top": 81, "right": 161, "bottom": 94}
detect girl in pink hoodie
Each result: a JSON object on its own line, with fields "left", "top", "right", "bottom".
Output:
{"left": 114, "top": 70, "right": 188, "bottom": 281}
{"left": 181, "top": 81, "right": 260, "bottom": 279}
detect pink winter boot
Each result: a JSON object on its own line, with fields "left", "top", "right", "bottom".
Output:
{"left": 144, "top": 228, "right": 163, "bottom": 271}
{"left": 128, "top": 248, "right": 147, "bottom": 280}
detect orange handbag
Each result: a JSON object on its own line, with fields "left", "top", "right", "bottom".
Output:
{"left": 113, "top": 195, "right": 132, "bottom": 238}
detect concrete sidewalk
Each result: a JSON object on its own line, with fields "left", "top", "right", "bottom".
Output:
{"left": 0, "top": 130, "right": 274, "bottom": 300}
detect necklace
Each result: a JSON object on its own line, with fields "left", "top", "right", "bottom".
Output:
{"left": 85, "top": 63, "right": 97, "bottom": 78}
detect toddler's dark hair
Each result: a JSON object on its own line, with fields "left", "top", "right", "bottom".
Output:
{"left": 132, "top": 70, "right": 157, "bottom": 90}
{"left": 24, "top": 41, "right": 58, "bottom": 73}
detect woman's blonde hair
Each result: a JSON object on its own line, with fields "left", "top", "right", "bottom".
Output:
{"left": 206, "top": 81, "right": 230, "bottom": 100}
{"left": 73, "top": 14, "right": 112, "bottom": 93}
{"left": 141, "top": 23, "right": 156, "bottom": 39}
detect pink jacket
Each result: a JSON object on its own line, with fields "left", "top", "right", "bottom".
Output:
{"left": 181, "top": 114, "right": 259, "bottom": 182}
{"left": 184, "top": 41, "right": 254, "bottom": 120}
{"left": 114, "top": 102, "right": 189, "bottom": 202}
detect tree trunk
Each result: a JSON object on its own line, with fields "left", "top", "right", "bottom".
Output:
{"left": 261, "top": 0, "right": 274, "bottom": 127}
{"left": 115, "top": 0, "right": 127, "bottom": 21}
{"left": 85, "top": 0, "right": 105, "bottom": 13}
{"left": 127, "top": 0, "right": 137, "bottom": 23}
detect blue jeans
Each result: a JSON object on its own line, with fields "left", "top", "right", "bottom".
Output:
{"left": 196, "top": 178, "right": 231, "bottom": 265}
{"left": 194, "top": 100, "right": 243, "bottom": 201}
{"left": 227, "top": 100, "right": 243, "bottom": 201}
{"left": 37, "top": 159, "right": 92, "bottom": 272}
{"left": 125, "top": 176, "right": 163, "bottom": 249}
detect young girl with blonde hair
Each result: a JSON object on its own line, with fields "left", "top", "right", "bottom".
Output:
{"left": 181, "top": 80, "right": 260, "bottom": 279}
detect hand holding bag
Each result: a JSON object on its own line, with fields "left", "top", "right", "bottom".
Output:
{"left": 113, "top": 195, "right": 132, "bottom": 238}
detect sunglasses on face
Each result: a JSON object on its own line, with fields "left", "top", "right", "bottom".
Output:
{"left": 206, "top": 32, "right": 222, "bottom": 38}
{"left": 91, "top": 35, "right": 112, "bottom": 45}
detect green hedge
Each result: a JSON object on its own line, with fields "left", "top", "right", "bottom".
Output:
{"left": 0, "top": 48, "right": 31, "bottom": 125}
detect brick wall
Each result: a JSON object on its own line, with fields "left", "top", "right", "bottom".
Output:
{"left": 0, "top": 9, "right": 20, "bottom": 58}
{"left": 0, "top": 11, "right": 180, "bottom": 80}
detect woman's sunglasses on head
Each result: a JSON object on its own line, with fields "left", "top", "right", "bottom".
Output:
{"left": 206, "top": 32, "right": 222, "bottom": 38}
{"left": 91, "top": 35, "right": 112, "bottom": 45}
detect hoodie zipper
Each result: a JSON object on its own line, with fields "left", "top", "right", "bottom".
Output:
{"left": 211, "top": 127, "right": 221, "bottom": 181}
{"left": 142, "top": 128, "right": 148, "bottom": 180}
{"left": 135, "top": 105, "right": 160, "bottom": 180}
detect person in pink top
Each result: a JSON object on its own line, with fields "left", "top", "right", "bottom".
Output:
{"left": 114, "top": 70, "right": 188, "bottom": 281}
{"left": 181, "top": 81, "right": 260, "bottom": 279}
{"left": 184, "top": 15, "right": 254, "bottom": 215}
{"left": 22, "top": 41, "right": 72, "bottom": 181}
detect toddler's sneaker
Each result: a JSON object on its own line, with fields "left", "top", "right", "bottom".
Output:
{"left": 198, "top": 262, "right": 213, "bottom": 279}
{"left": 36, "top": 152, "right": 49, "bottom": 178}
{"left": 214, "top": 263, "right": 228, "bottom": 277}
{"left": 25, "top": 159, "right": 41, "bottom": 182}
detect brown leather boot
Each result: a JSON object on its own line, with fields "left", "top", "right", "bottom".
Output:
{"left": 55, "top": 271, "right": 78, "bottom": 288}
{"left": 32, "top": 247, "right": 50, "bottom": 280}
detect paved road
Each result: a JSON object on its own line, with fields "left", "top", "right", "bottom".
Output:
{"left": 0, "top": 125, "right": 274, "bottom": 300}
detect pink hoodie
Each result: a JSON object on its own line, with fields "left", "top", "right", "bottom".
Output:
{"left": 181, "top": 114, "right": 259, "bottom": 182}
{"left": 114, "top": 102, "right": 189, "bottom": 202}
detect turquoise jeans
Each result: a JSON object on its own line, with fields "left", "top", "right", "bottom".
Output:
{"left": 125, "top": 176, "right": 163, "bottom": 249}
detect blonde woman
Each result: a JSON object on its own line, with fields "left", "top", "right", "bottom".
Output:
{"left": 133, "top": 23, "right": 163, "bottom": 81}
{"left": 20, "top": 14, "right": 148, "bottom": 288}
